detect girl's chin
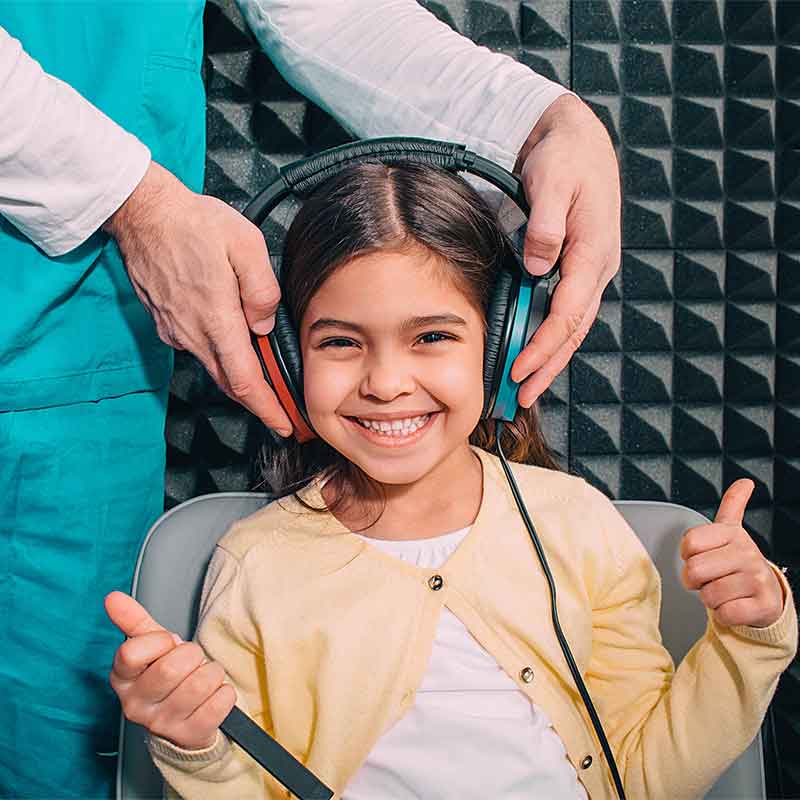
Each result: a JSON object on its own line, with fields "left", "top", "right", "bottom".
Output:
{"left": 356, "top": 460, "right": 433, "bottom": 487}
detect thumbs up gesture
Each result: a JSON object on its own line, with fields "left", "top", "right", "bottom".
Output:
{"left": 680, "top": 480, "right": 785, "bottom": 629}
{"left": 105, "top": 591, "right": 236, "bottom": 750}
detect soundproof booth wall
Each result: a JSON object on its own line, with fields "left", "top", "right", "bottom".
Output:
{"left": 163, "top": 0, "right": 800, "bottom": 794}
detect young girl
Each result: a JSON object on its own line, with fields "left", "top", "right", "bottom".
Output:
{"left": 107, "top": 162, "right": 796, "bottom": 800}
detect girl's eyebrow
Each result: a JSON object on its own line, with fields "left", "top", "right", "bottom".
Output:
{"left": 401, "top": 314, "right": 467, "bottom": 331}
{"left": 308, "top": 314, "right": 467, "bottom": 335}
{"left": 308, "top": 318, "right": 364, "bottom": 335}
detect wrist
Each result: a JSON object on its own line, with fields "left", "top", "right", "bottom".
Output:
{"left": 101, "top": 159, "right": 169, "bottom": 242}
{"left": 513, "top": 94, "right": 604, "bottom": 174}
{"left": 148, "top": 730, "right": 229, "bottom": 766}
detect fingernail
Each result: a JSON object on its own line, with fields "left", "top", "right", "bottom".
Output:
{"left": 172, "top": 633, "right": 183, "bottom": 646}
{"left": 524, "top": 257, "right": 551, "bottom": 275}
{"left": 276, "top": 426, "right": 293, "bottom": 438}
{"left": 252, "top": 316, "right": 275, "bottom": 336}
{"left": 510, "top": 362, "right": 530, "bottom": 383}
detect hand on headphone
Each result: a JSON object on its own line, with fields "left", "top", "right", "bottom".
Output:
{"left": 105, "top": 591, "right": 237, "bottom": 751}
{"left": 103, "top": 161, "right": 294, "bottom": 436}
{"left": 679, "top": 480, "right": 785, "bottom": 629}
{"left": 510, "top": 94, "right": 621, "bottom": 408}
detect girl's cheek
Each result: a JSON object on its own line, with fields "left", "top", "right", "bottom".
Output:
{"left": 424, "top": 357, "right": 483, "bottom": 415}
{"left": 304, "top": 357, "right": 359, "bottom": 416}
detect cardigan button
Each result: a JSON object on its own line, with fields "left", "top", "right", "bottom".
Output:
{"left": 581, "top": 755, "right": 593, "bottom": 769}
{"left": 428, "top": 574, "right": 444, "bottom": 591}
{"left": 519, "top": 666, "right": 534, "bottom": 683}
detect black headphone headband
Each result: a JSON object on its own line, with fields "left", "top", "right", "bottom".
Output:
{"left": 243, "top": 137, "right": 529, "bottom": 228}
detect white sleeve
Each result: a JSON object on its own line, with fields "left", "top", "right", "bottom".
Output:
{"left": 235, "top": 0, "right": 576, "bottom": 173}
{"left": 0, "top": 26, "right": 151, "bottom": 257}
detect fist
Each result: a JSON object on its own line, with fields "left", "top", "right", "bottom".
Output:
{"left": 680, "top": 480, "right": 784, "bottom": 629}
{"left": 105, "top": 591, "right": 236, "bottom": 750}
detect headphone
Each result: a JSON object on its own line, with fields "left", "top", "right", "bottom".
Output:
{"left": 243, "top": 136, "right": 557, "bottom": 443}
{"left": 234, "top": 138, "right": 627, "bottom": 800}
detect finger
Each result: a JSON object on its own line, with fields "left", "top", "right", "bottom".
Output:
{"left": 699, "top": 571, "right": 755, "bottom": 610}
{"left": 205, "top": 316, "right": 293, "bottom": 435}
{"left": 112, "top": 631, "right": 178, "bottom": 682}
{"left": 182, "top": 683, "right": 237, "bottom": 745}
{"left": 522, "top": 196, "right": 568, "bottom": 277}
{"left": 515, "top": 353, "right": 567, "bottom": 410}
{"left": 515, "top": 291, "right": 602, "bottom": 407}
{"left": 510, "top": 252, "right": 604, "bottom": 384}
{"left": 105, "top": 591, "right": 166, "bottom": 638}
{"left": 228, "top": 223, "right": 281, "bottom": 336}
{"left": 135, "top": 642, "right": 209, "bottom": 705}
{"left": 156, "top": 660, "right": 228, "bottom": 723}
{"left": 713, "top": 596, "right": 760, "bottom": 628}
{"left": 680, "top": 523, "right": 736, "bottom": 561}
{"left": 681, "top": 546, "right": 740, "bottom": 591}
{"left": 715, "top": 479, "right": 755, "bottom": 526}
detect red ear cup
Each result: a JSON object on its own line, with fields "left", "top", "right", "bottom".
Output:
{"left": 254, "top": 334, "right": 316, "bottom": 443}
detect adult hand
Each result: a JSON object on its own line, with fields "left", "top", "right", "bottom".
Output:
{"left": 106, "top": 591, "right": 236, "bottom": 750}
{"left": 103, "top": 161, "right": 293, "bottom": 436}
{"left": 510, "top": 94, "right": 622, "bottom": 407}
{"left": 680, "top": 480, "right": 785, "bottom": 629}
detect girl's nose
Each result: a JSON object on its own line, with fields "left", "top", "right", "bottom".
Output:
{"left": 360, "top": 352, "right": 416, "bottom": 402}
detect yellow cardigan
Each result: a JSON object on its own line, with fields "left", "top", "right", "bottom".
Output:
{"left": 150, "top": 447, "right": 797, "bottom": 799}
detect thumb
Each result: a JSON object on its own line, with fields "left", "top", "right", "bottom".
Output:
{"left": 714, "top": 479, "right": 755, "bottom": 526}
{"left": 229, "top": 223, "right": 281, "bottom": 336}
{"left": 105, "top": 591, "right": 166, "bottom": 638}
{"left": 521, "top": 158, "right": 569, "bottom": 276}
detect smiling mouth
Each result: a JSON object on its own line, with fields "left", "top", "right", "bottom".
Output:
{"left": 345, "top": 412, "right": 438, "bottom": 444}
{"left": 353, "top": 414, "right": 430, "bottom": 435}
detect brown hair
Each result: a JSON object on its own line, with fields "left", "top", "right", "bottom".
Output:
{"left": 256, "top": 161, "right": 560, "bottom": 525}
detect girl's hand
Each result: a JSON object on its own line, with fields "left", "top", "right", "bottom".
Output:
{"left": 105, "top": 591, "right": 237, "bottom": 750}
{"left": 680, "top": 480, "right": 785, "bottom": 629}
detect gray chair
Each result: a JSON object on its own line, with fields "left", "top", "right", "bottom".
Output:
{"left": 117, "top": 494, "right": 766, "bottom": 799}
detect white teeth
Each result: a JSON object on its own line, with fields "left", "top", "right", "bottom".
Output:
{"left": 355, "top": 414, "right": 430, "bottom": 436}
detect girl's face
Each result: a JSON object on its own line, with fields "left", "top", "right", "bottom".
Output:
{"left": 300, "top": 247, "right": 485, "bottom": 487}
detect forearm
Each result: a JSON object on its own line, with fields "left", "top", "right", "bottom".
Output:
{"left": 237, "top": 0, "right": 575, "bottom": 172}
{"left": 0, "top": 26, "right": 150, "bottom": 256}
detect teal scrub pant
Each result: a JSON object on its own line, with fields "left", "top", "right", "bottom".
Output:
{"left": 0, "top": 387, "right": 169, "bottom": 799}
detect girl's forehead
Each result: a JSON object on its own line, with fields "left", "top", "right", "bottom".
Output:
{"left": 305, "top": 249, "right": 474, "bottom": 316}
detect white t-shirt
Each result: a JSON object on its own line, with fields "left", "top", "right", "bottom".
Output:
{"left": 344, "top": 526, "right": 589, "bottom": 800}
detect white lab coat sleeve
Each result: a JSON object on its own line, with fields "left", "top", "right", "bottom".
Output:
{"left": 0, "top": 25, "right": 150, "bottom": 256}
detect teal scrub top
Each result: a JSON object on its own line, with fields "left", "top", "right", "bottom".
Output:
{"left": 0, "top": 1, "right": 206, "bottom": 411}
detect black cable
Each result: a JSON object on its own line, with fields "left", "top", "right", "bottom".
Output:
{"left": 494, "top": 420, "right": 627, "bottom": 800}
{"left": 220, "top": 707, "right": 333, "bottom": 799}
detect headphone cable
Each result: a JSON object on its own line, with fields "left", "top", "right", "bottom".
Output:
{"left": 494, "top": 420, "right": 627, "bottom": 800}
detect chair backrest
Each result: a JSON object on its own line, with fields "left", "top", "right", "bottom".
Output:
{"left": 117, "top": 495, "right": 765, "bottom": 799}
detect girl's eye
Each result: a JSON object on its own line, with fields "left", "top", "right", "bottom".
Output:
{"left": 318, "top": 337, "right": 359, "bottom": 349}
{"left": 417, "top": 331, "right": 454, "bottom": 345}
